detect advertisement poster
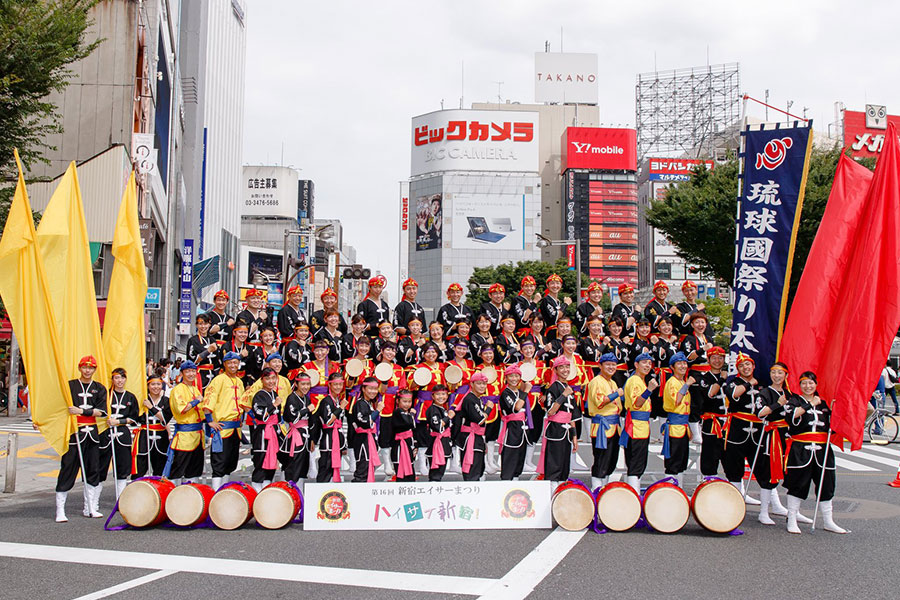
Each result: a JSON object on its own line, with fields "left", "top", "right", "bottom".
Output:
{"left": 451, "top": 193, "right": 525, "bottom": 250}
{"left": 415, "top": 193, "right": 442, "bottom": 251}
{"left": 304, "top": 480, "right": 552, "bottom": 531}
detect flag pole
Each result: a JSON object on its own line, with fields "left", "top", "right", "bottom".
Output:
{"left": 743, "top": 421, "right": 766, "bottom": 502}
{"left": 810, "top": 399, "right": 835, "bottom": 533}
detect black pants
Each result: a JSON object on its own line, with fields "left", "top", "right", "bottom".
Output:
{"left": 784, "top": 445, "right": 836, "bottom": 501}
{"left": 316, "top": 448, "right": 341, "bottom": 483}
{"left": 462, "top": 451, "right": 485, "bottom": 481}
{"left": 168, "top": 447, "right": 204, "bottom": 480}
{"left": 664, "top": 435, "right": 689, "bottom": 475}
{"left": 209, "top": 433, "right": 240, "bottom": 477}
{"left": 251, "top": 451, "right": 276, "bottom": 483}
{"left": 624, "top": 438, "right": 649, "bottom": 477}
{"left": 278, "top": 450, "right": 310, "bottom": 483}
{"left": 500, "top": 443, "right": 527, "bottom": 480}
{"left": 56, "top": 431, "right": 101, "bottom": 492}
{"left": 132, "top": 449, "right": 169, "bottom": 480}
{"left": 699, "top": 426, "right": 726, "bottom": 477}
{"left": 723, "top": 431, "right": 775, "bottom": 489}
{"left": 98, "top": 432, "right": 132, "bottom": 481}
{"left": 542, "top": 437, "right": 572, "bottom": 482}
{"left": 591, "top": 432, "right": 620, "bottom": 478}
{"left": 484, "top": 419, "right": 500, "bottom": 443}
{"left": 352, "top": 443, "right": 374, "bottom": 482}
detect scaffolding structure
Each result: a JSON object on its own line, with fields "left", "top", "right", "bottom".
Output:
{"left": 635, "top": 63, "right": 741, "bottom": 162}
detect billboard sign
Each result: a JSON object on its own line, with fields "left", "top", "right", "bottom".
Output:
{"left": 415, "top": 194, "right": 442, "bottom": 251}
{"left": 179, "top": 240, "right": 193, "bottom": 335}
{"left": 242, "top": 165, "right": 299, "bottom": 219}
{"left": 561, "top": 127, "right": 637, "bottom": 172}
{"left": 411, "top": 109, "right": 539, "bottom": 177}
{"left": 843, "top": 107, "right": 900, "bottom": 160}
{"left": 451, "top": 193, "right": 525, "bottom": 251}
{"left": 145, "top": 287, "right": 161, "bottom": 311}
{"left": 534, "top": 52, "right": 598, "bottom": 104}
{"left": 646, "top": 158, "right": 715, "bottom": 182}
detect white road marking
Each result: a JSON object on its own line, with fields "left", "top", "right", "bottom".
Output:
{"left": 833, "top": 457, "right": 878, "bottom": 472}
{"left": 71, "top": 570, "right": 176, "bottom": 600}
{"left": 860, "top": 444, "right": 900, "bottom": 458}
{"left": 477, "top": 527, "right": 587, "bottom": 600}
{"left": 835, "top": 448, "right": 900, "bottom": 468}
{"left": 0, "top": 542, "right": 496, "bottom": 596}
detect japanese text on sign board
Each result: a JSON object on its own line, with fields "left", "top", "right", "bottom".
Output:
{"left": 731, "top": 126, "right": 811, "bottom": 379}
{"left": 414, "top": 121, "right": 533, "bottom": 146}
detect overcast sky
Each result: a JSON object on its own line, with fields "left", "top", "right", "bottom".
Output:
{"left": 243, "top": 0, "right": 899, "bottom": 300}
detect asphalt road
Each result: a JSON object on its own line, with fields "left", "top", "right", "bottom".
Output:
{"left": 3, "top": 419, "right": 900, "bottom": 599}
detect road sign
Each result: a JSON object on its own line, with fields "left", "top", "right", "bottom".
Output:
{"left": 145, "top": 287, "right": 162, "bottom": 310}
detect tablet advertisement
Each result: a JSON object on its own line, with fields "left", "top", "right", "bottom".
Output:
{"left": 451, "top": 193, "right": 525, "bottom": 250}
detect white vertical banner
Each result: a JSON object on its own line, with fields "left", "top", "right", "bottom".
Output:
{"left": 399, "top": 180, "right": 410, "bottom": 282}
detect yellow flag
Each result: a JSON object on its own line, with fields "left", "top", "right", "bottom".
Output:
{"left": 0, "top": 151, "right": 76, "bottom": 455}
{"left": 102, "top": 172, "right": 148, "bottom": 412}
{"left": 36, "top": 161, "right": 108, "bottom": 425}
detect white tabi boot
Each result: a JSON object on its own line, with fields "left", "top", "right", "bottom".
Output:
{"left": 55, "top": 491, "right": 68, "bottom": 523}
{"left": 484, "top": 442, "right": 500, "bottom": 474}
{"left": 449, "top": 446, "right": 462, "bottom": 474}
{"left": 82, "top": 485, "right": 91, "bottom": 517}
{"left": 522, "top": 444, "right": 537, "bottom": 474}
{"left": 89, "top": 483, "right": 103, "bottom": 518}
{"left": 626, "top": 476, "right": 641, "bottom": 495}
{"left": 211, "top": 477, "right": 223, "bottom": 491}
{"left": 251, "top": 481, "right": 264, "bottom": 492}
{"left": 600, "top": 476, "right": 609, "bottom": 488}
{"left": 114, "top": 479, "right": 128, "bottom": 499}
{"left": 222, "top": 474, "right": 231, "bottom": 484}
{"left": 672, "top": 474, "right": 682, "bottom": 488}
{"left": 590, "top": 477, "right": 603, "bottom": 491}
{"left": 343, "top": 452, "right": 354, "bottom": 473}
{"left": 769, "top": 488, "right": 788, "bottom": 516}
{"left": 262, "top": 479, "right": 272, "bottom": 488}
{"left": 795, "top": 508, "right": 813, "bottom": 524}
{"left": 380, "top": 448, "right": 395, "bottom": 476}
{"left": 758, "top": 488, "right": 775, "bottom": 525}
{"left": 786, "top": 495, "right": 802, "bottom": 534}
{"left": 732, "top": 480, "right": 761, "bottom": 505}
{"left": 821, "top": 500, "right": 848, "bottom": 534}
{"left": 689, "top": 422, "right": 703, "bottom": 446}
{"left": 571, "top": 448, "right": 588, "bottom": 470}
{"left": 416, "top": 450, "right": 429, "bottom": 476}
{"left": 308, "top": 450, "right": 319, "bottom": 480}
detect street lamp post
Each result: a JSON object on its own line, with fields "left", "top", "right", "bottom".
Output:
{"left": 535, "top": 234, "right": 582, "bottom": 300}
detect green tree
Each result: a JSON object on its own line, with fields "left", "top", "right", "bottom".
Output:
{"left": 645, "top": 146, "right": 875, "bottom": 311}
{"left": 0, "top": 0, "right": 100, "bottom": 228}
{"left": 465, "top": 259, "right": 609, "bottom": 315}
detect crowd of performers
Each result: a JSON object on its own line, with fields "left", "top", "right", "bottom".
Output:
{"left": 52, "top": 274, "right": 846, "bottom": 534}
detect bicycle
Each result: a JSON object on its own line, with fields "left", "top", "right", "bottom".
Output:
{"left": 865, "top": 403, "right": 900, "bottom": 443}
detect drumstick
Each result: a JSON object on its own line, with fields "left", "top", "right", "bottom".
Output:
{"left": 811, "top": 400, "right": 836, "bottom": 533}
{"left": 743, "top": 420, "right": 767, "bottom": 503}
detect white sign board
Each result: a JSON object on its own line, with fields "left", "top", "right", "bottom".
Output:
{"left": 534, "top": 52, "right": 599, "bottom": 104}
{"left": 304, "top": 480, "right": 552, "bottom": 531}
{"left": 451, "top": 193, "right": 526, "bottom": 251}
{"left": 131, "top": 132, "right": 157, "bottom": 175}
{"left": 411, "top": 109, "right": 539, "bottom": 177}
{"left": 242, "top": 165, "right": 299, "bottom": 219}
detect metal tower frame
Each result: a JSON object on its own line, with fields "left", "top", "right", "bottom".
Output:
{"left": 635, "top": 63, "right": 741, "bottom": 161}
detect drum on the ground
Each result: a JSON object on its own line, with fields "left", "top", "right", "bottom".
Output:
{"left": 642, "top": 479, "right": 691, "bottom": 533}
{"left": 253, "top": 481, "right": 303, "bottom": 529}
{"left": 117, "top": 478, "right": 175, "bottom": 528}
{"left": 551, "top": 480, "right": 595, "bottom": 531}
{"left": 305, "top": 369, "right": 321, "bottom": 387}
{"left": 209, "top": 481, "right": 257, "bottom": 530}
{"left": 595, "top": 481, "right": 642, "bottom": 532}
{"left": 165, "top": 482, "right": 215, "bottom": 527}
{"left": 345, "top": 358, "right": 365, "bottom": 378}
{"left": 374, "top": 362, "right": 393, "bottom": 382}
{"left": 691, "top": 477, "right": 745, "bottom": 533}
{"left": 413, "top": 367, "right": 433, "bottom": 387}
{"left": 519, "top": 362, "right": 537, "bottom": 383}
{"left": 444, "top": 364, "right": 463, "bottom": 385}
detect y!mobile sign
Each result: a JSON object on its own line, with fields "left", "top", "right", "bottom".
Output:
{"left": 411, "top": 109, "right": 539, "bottom": 177}
{"left": 561, "top": 127, "right": 637, "bottom": 172}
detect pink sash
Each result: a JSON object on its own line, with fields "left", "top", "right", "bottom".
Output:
{"left": 537, "top": 411, "right": 572, "bottom": 476}
{"left": 430, "top": 429, "right": 451, "bottom": 467}
{"left": 287, "top": 419, "right": 308, "bottom": 457}
{"left": 460, "top": 423, "right": 486, "bottom": 474}
{"left": 394, "top": 430, "right": 415, "bottom": 479}
{"left": 326, "top": 421, "right": 342, "bottom": 482}
{"left": 498, "top": 412, "right": 527, "bottom": 452}
{"left": 262, "top": 415, "right": 280, "bottom": 470}
{"left": 357, "top": 426, "right": 382, "bottom": 482}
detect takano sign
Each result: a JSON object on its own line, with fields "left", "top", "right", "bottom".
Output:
{"left": 411, "top": 109, "right": 539, "bottom": 177}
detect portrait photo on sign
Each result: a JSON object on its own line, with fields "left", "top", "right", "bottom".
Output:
{"left": 415, "top": 194, "right": 442, "bottom": 251}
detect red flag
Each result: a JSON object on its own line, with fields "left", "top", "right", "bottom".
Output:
{"left": 781, "top": 124, "right": 900, "bottom": 449}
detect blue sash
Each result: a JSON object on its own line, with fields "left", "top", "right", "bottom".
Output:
{"left": 207, "top": 420, "right": 242, "bottom": 453}
{"left": 661, "top": 413, "right": 690, "bottom": 459}
{"left": 161, "top": 422, "right": 204, "bottom": 478}
{"left": 591, "top": 415, "right": 621, "bottom": 449}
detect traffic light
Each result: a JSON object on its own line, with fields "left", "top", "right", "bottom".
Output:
{"left": 342, "top": 264, "right": 371, "bottom": 280}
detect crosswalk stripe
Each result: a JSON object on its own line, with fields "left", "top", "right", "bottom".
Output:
{"left": 835, "top": 447, "right": 900, "bottom": 468}
{"left": 860, "top": 444, "right": 900, "bottom": 458}
{"left": 833, "top": 457, "right": 878, "bottom": 471}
